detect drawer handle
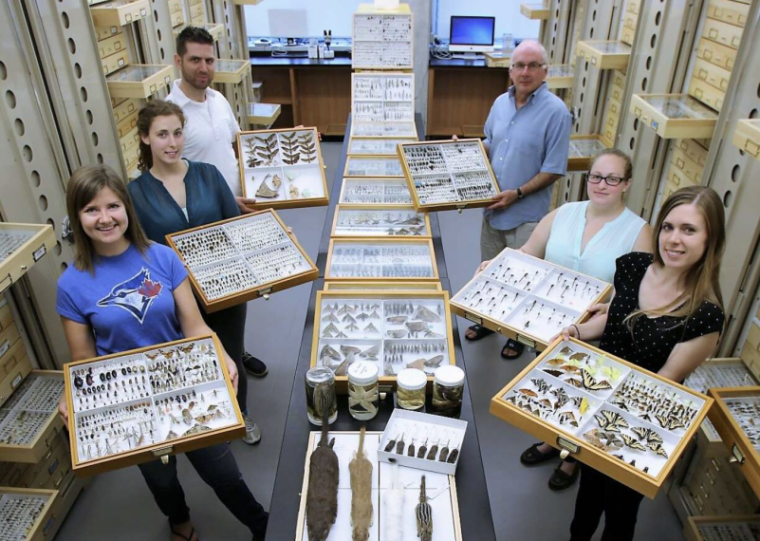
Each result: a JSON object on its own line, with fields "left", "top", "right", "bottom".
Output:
{"left": 744, "top": 140, "right": 760, "bottom": 157}
{"left": 730, "top": 444, "right": 745, "bottom": 465}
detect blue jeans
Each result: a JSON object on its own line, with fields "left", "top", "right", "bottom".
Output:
{"left": 138, "top": 442, "right": 267, "bottom": 537}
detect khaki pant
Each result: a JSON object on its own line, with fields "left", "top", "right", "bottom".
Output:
{"left": 480, "top": 217, "right": 538, "bottom": 261}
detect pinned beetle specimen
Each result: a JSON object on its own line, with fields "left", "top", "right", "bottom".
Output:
{"left": 306, "top": 407, "right": 339, "bottom": 541}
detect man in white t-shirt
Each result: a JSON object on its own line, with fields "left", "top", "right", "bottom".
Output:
{"left": 168, "top": 27, "right": 267, "bottom": 445}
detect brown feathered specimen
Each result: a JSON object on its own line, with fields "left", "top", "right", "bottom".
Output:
{"left": 349, "top": 426, "right": 374, "bottom": 541}
{"left": 306, "top": 407, "right": 339, "bottom": 541}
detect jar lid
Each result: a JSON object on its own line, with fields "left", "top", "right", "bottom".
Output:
{"left": 348, "top": 361, "right": 379, "bottom": 385}
{"left": 434, "top": 365, "right": 465, "bottom": 386}
{"left": 306, "top": 365, "right": 335, "bottom": 383}
{"left": 397, "top": 368, "right": 427, "bottom": 390}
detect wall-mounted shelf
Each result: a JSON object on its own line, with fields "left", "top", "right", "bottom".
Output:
{"left": 213, "top": 59, "right": 251, "bottom": 85}
{"left": 106, "top": 64, "right": 173, "bottom": 99}
{"left": 629, "top": 94, "right": 718, "bottom": 139}
{"left": 520, "top": 3, "right": 550, "bottom": 20}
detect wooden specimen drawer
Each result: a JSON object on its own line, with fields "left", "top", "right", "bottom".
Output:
{"left": 167, "top": 0, "right": 181, "bottom": 13}
{"left": 120, "top": 127, "right": 140, "bottom": 155}
{"left": 325, "top": 238, "right": 439, "bottom": 282}
{"left": 0, "top": 370, "right": 65, "bottom": 464}
{"left": 568, "top": 135, "right": 610, "bottom": 172}
{"left": 101, "top": 49, "right": 129, "bottom": 76}
{"left": 706, "top": 0, "right": 749, "bottom": 28}
{"left": 450, "top": 248, "right": 610, "bottom": 351}
{"left": 630, "top": 93, "right": 718, "bottom": 139}
{"left": 689, "top": 78, "right": 726, "bottom": 112}
{"left": 702, "top": 18, "right": 744, "bottom": 50}
{"left": 520, "top": 3, "right": 550, "bottom": 19}
{"left": 345, "top": 156, "right": 404, "bottom": 178}
{"left": 11, "top": 433, "right": 69, "bottom": 489}
{"left": 189, "top": 2, "right": 203, "bottom": 19}
{"left": 122, "top": 143, "right": 140, "bottom": 171}
{"left": 0, "top": 304, "right": 12, "bottom": 334}
{"left": 0, "top": 487, "right": 58, "bottom": 541}
{"left": 696, "top": 37, "right": 737, "bottom": 71}
{"left": 167, "top": 210, "right": 318, "bottom": 312}
{"left": 310, "top": 289, "right": 457, "bottom": 393}
{"left": 115, "top": 109, "right": 137, "bottom": 139}
{"left": 677, "top": 139, "right": 709, "bottom": 167}
{"left": 491, "top": 337, "right": 712, "bottom": 498}
{"left": 97, "top": 33, "right": 127, "bottom": 59}
{"left": 576, "top": 40, "right": 631, "bottom": 70}
{"left": 339, "top": 177, "right": 414, "bottom": 207}
{"left": 546, "top": 64, "right": 574, "bottom": 89}
{"left": 627, "top": 0, "right": 641, "bottom": 15}
{"left": 170, "top": 10, "right": 184, "bottom": 28}
{"left": 685, "top": 515, "right": 760, "bottom": 541}
{"left": 322, "top": 281, "right": 442, "bottom": 292}
{"left": 622, "top": 12, "right": 638, "bottom": 32}
{"left": 612, "top": 70, "right": 626, "bottom": 91}
{"left": 670, "top": 147, "right": 705, "bottom": 184}
{"left": 95, "top": 24, "right": 121, "bottom": 41}
{"left": 331, "top": 205, "right": 432, "bottom": 239}
{"left": 106, "top": 64, "right": 173, "bottom": 99}
{"left": 112, "top": 97, "right": 138, "bottom": 123}
{"left": 621, "top": 26, "right": 636, "bottom": 46}
{"left": 213, "top": 59, "right": 251, "bottom": 85}
{"left": 733, "top": 119, "right": 760, "bottom": 160}
{"left": 191, "top": 15, "right": 204, "bottom": 25}
{"left": 708, "top": 387, "right": 760, "bottom": 500}
{"left": 692, "top": 58, "right": 732, "bottom": 93}
{"left": 65, "top": 335, "right": 243, "bottom": 476}
{"left": 348, "top": 137, "right": 419, "bottom": 157}
{"left": 0, "top": 223, "right": 56, "bottom": 295}
{"left": 90, "top": 0, "right": 150, "bottom": 28}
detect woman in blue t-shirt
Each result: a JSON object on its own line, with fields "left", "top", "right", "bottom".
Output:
{"left": 126, "top": 99, "right": 263, "bottom": 446}
{"left": 56, "top": 164, "right": 268, "bottom": 541}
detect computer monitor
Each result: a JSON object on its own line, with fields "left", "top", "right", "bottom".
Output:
{"left": 449, "top": 16, "right": 495, "bottom": 54}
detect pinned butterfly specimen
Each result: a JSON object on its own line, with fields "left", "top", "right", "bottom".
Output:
{"left": 531, "top": 378, "right": 551, "bottom": 394}
{"left": 565, "top": 377, "right": 583, "bottom": 388}
{"left": 621, "top": 434, "right": 647, "bottom": 452}
{"left": 631, "top": 426, "right": 649, "bottom": 441}
{"left": 600, "top": 365, "right": 623, "bottom": 382}
{"left": 560, "top": 346, "right": 574, "bottom": 356}
{"left": 546, "top": 358, "right": 565, "bottom": 367}
{"left": 570, "top": 352, "right": 589, "bottom": 362}
{"left": 581, "top": 370, "right": 612, "bottom": 392}
{"left": 538, "top": 399, "right": 553, "bottom": 409}
{"left": 518, "top": 388, "right": 538, "bottom": 398}
{"left": 579, "top": 397, "right": 590, "bottom": 415}
{"left": 647, "top": 442, "right": 669, "bottom": 458}
{"left": 552, "top": 388, "right": 569, "bottom": 408}
{"left": 655, "top": 413, "right": 687, "bottom": 431}
{"left": 561, "top": 365, "right": 581, "bottom": 374}
{"left": 558, "top": 411, "right": 579, "bottom": 427}
{"left": 595, "top": 410, "right": 629, "bottom": 433}
{"left": 544, "top": 369, "right": 564, "bottom": 378}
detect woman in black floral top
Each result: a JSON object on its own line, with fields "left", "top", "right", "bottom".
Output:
{"left": 560, "top": 186, "right": 726, "bottom": 541}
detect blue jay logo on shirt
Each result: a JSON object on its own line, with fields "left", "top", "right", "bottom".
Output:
{"left": 96, "top": 268, "right": 163, "bottom": 324}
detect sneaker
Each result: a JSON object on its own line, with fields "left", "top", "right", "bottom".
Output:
{"left": 243, "top": 414, "right": 262, "bottom": 445}
{"left": 242, "top": 352, "right": 268, "bottom": 378}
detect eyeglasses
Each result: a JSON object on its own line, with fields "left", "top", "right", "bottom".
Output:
{"left": 511, "top": 62, "right": 546, "bottom": 72}
{"left": 587, "top": 173, "right": 627, "bottom": 186}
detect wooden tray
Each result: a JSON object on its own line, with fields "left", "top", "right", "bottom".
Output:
{"left": 331, "top": 205, "right": 432, "bottom": 239}
{"left": 237, "top": 128, "right": 329, "bottom": 210}
{"left": 0, "top": 337, "right": 33, "bottom": 412}
{"left": 0, "top": 371, "right": 65, "bottom": 464}
{"left": 294, "top": 430, "right": 463, "bottom": 540}
{"left": 484, "top": 51, "right": 511, "bottom": 68}
{"left": 65, "top": 334, "right": 244, "bottom": 476}
{"left": 697, "top": 36, "right": 737, "bottom": 71}
{"left": 547, "top": 64, "right": 574, "bottom": 89}
{"left": 350, "top": 120, "right": 418, "bottom": 138}
{"left": 707, "top": 387, "right": 760, "bottom": 499}
{"left": 322, "top": 281, "right": 442, "bottom": 292}
{"left": 733, "top": 119, "right": 760, "bottom": 160}
{"left": 702, "top": 17, "right": 744, "bottom": 50}
{"left": 97, "top": 33, "right": 127, "bottom": 59}
{"left": 629, "top": 93, "right": 718, "bottom": 139}
{"left": 351, "top": 72, "right": 415, "bottom": 125}
{"left": 247, "top": 103, "right": 281, "bottom": 126}
{"left": 685, "top": 515, "right": 760, "bottom": 541}
{"left": 0, "top": 223, "right": 56, "bottom": 295}
{"left": 213, "top": 59, "right": 251, "bottom": 85}
{"left": 568, "top": 134, "right": 610, "bottom": 171}
{"left": 325, "top": 238, "right": 439, "bottom": 282}
{"left": 339, "top": 177, "right": 413, "bottom": 206}
{"left": 90, "top": 0, "right": 149, "bottom": 27}
{"left": 311, "top": 289, "right": 456, "bottom": 392}
{"left": 397, "top": 139, "right": 500, "bottom": 212}
{"left": 166, "top": 210, "right": 318, "bottom": 313}
{"left": 520, "top": 3, "right": 550, "bottom": 19}
{"left": 491, "top": 337, "right": 712, "bottom": 498}
{"left": 344, "top": 156, "right": 404, "bottom": 178}
{"left": 348, "top": 136, "right": 419, "bottom": 157}
{"left": 352, "top": 4, "right": 414, "bottom": 71}
{"left": 449, "top": 248, "right": 611, "bottom": 351}
{"left": 576, "top": 40, "right": 631, "bottom": 70}
{"left": 0, "top": 487, "right": 58, "bottom": 541}
{"left": 106, "top": 64, "right": 173, "bottom": 99}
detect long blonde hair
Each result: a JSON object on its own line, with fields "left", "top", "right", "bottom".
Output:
{"left": 626, "top": 186, "right": 725, "bottom": 328}
{"left": 66, "top": 164, "right": 151, "bottom": 274}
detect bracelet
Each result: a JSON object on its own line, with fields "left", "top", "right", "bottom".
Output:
{"left": 571, "top": 324, "right": 581, "bottom": 340}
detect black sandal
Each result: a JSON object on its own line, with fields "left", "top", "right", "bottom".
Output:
{"left": 548, "top": 462, "right": 580, "bottom": 491}
{"left": 520, "top": 443, "right": 559, "bottom": 466}
{"left": 465, "top": 324, "right": 494, "bottom": 341}
{"left": 501, "top": 338, "right": 524, "bottom": 359}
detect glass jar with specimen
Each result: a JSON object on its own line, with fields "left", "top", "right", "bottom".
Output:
{"left": 348, "top": 362, "right": 379, "bottom": 421}
{"left": 396, "top": 368, "right": 427, "bottom": 411}
{"left": 305, "top": 366, "right": 338, "bottom": 425}
{"left": 431, "top": 365, "right": 465, "bottom": 418}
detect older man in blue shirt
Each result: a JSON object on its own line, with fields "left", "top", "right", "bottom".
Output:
{"left": 466, "top": 40, "right": 572, "bottom": 358}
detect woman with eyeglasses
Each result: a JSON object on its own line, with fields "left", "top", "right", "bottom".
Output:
{"left": 472, "top": 148, "right": 652, "bottom": 490}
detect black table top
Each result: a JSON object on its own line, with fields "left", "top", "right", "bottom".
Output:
{"left": 265, "top": 115, "right": 496, "bottom": 541}
{"left": 429, "top": 57, "right": 508, "bottom": 69}
{"left": 250, "top": 55, "right": 352, "bottom": 67}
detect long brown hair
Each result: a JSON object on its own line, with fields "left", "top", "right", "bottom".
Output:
{"left": 626, "top": 186, "right": 725, "bottom": 327}
{"left": 66, "top": 164, "right": 151, "bottom": 274}
{"left": 137, "top": 100, "right": 186, "bottom": 172}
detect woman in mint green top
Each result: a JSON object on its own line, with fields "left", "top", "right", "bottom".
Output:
{"left": 472, "top": 149, "right": 653, "bottom": 490}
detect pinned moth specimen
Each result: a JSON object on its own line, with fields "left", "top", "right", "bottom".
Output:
{"left": 299, "top": 132, "right": 317, "bottom": 163}
{"left": 322, "top": 312, "right": 340, "bottom": 323}
{"left": 363, "top": 323, "right": 379, "bottom": 334}
{"left": 244, "top": 138, "right": 264, "bottom": 167}
{"left": 359, "top": 344, "right": 379, "bottom": 360}
{"left": 387, "top": 330, "right": 407, "bottom": 339}
{"left": 250, "top": 134, "right": 279, "bottom": 166}
{"left": 306, "top": 407, "right": 339, "bottom": 541}
{"left": 544, "top": 369, "right": 564, "bottom": 379}
{"left": 414, "top": 305, "right": 441, "bottom": 322}
{"left": 341, "top": 345, "right": 361, "bottom": 357}
{"left": 386, "top": 315, "right": 408, "bottom": 324}
{"left": 279, "top": 132, "right": 301, "bottom": 165}
{"left": 322, "top": 323, "right": 341, "bottom": 338}
{"left": 320, "top": 344, "right": 341, "bottom": 362}
{"left": 349, "top": 427, "right": 373, "bottom": 541}
{"left": 416, "top": 476, "right": 433, "bottom": 541}
{"left": 405, "top": 321, "right": 430, "bottom": 337}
